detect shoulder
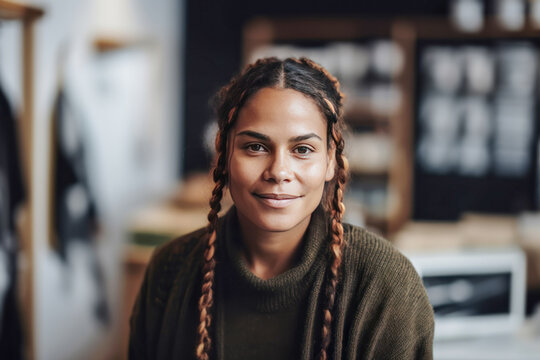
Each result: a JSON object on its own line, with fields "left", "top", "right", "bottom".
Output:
{"left": 340, "top": 224, "right": 434, "bottom": 357}
{"left": 342, "top": 223, "right": 413, "bottom": 272}
{"left": 341, "top": 223, "right": 428, "bottom": 304}
{"left": 144, "top": 226, "right": 208, "bottom": 305}
{"left": 129, "top": 226, "right": 209, "bottom": 357}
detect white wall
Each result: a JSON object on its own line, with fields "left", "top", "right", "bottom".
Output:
{"left": 0, "top": 1, "right": 184, "bottom": 359}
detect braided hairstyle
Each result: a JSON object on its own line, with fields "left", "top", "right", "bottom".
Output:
{"left": 196, "top": 57, "right": 349, "bottom": 360}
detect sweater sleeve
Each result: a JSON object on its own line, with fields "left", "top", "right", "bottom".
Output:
{"left": 365, "top": 251, "right": 435, "bottom": 360}
{"left": 128, "top": 270, "right": 147, "bottom": 360}
{"left": 128, "top": 251, "right": 162, "bottom": 360}
{"left": 344, "top": 226, "right": 435, "bottom": 360}
{"left": 128, "top": 228, "right": 206, "bottom": 359}
{"left": 383, "top": 283, "right": 434, "bottom": 360}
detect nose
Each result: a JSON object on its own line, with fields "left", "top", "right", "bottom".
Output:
{"left": 263, "top": 151, "right": 293, "bottom": 183}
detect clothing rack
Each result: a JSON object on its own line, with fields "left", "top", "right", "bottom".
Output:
{"left": 0, "top": 1, "right": 44, "bottom": 359}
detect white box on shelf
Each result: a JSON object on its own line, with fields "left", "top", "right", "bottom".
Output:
{"left": 405, "top": 247, "right": 526, "bottom": 340}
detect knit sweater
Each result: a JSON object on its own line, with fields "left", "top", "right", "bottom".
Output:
{"left": 129, "top": 206, "right": 434, "bottom": 359}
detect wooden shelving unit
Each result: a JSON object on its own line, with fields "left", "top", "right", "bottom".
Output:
{"left": 242, "top": 15, "right": 540, "bottom": 235}
{"left": 409, "top": 17, "right": 540, "bottom": 224}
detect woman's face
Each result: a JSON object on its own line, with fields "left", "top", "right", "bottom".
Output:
{"left": 228, "top": 87, "right": 335, "bottom": 235}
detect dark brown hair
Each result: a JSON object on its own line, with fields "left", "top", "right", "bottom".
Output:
{"left": 197, "top": 57, "right": 349, "bottom": 360}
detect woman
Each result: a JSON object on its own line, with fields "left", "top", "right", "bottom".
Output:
{"left": 129, "top": 57, "right": 434, "bottom": 360}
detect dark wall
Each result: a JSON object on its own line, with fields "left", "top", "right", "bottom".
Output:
{"left": 182, "top": 0, "right": 449, "bottom": 174}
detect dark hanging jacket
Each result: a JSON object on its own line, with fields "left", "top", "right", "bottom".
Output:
{"left": 129, "top": 206, "right": 434, "bottom": 359}
{"left": 0, "top": 85, "right": 25, "bottom": 360}
{"left": 50, "top": 87, "right": 109, "bottom": 323}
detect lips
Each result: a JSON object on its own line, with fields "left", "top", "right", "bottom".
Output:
{"left": 255, "top": 193, "right": 299, "bottom": 200}
{"left": 253, "top": 193, "right": 301, "bottom": 208}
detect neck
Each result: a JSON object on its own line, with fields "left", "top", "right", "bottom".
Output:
{"left": 236, "top": 214, "right": 311, "bottom": 280}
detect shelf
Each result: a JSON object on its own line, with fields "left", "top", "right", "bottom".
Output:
{"left": 244, "top": 16, "right": 397, "bottom": 42}
{"left": 93, "top": 37, "right": 153, "bottom": 53}
{"left": 129, "top": 204, "right": 209, "bottom": 236}
{"left": 125, "top": 244, "right": 155, "bottom": 266}
{"left": 344, "top": 103, "right": 392, "bottom": 129}
{"left": 245, "top": 15, "right": 540, "bottom": 42}
{"left": 349, "top": 169, "right": 390, "bottom": 177}
{"left": 0, "top": 0, "right": 44, "bottom": 20}
{"left": 408, "top": 16, "right": 540, "bottom": 39}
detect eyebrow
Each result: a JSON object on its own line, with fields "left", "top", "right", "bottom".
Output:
{"left": 236, "top": 130, "right": 323, "bottom": 142}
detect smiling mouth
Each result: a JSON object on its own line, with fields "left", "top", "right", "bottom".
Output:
{"left": 254, "top": 193, "right": 300, "bottom": 200}
{"left": 253, "top": 193, "right": 301, "bottom": 208}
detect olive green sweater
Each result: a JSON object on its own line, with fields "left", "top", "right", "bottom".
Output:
{"left": 129, "top": 207, "right": 434, "bottom": 359}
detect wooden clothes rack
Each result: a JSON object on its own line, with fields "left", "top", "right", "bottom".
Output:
{"left": 0, "top": 1, "right": 44, "bottom": 360}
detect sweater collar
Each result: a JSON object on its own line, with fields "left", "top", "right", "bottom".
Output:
{"left": 219, "top": 205, "right": 329, "bottom": 312}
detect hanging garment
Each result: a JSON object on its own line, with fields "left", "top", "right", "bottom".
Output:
{"left": 0, "top": 85, "right": 25, "bottom": 360}
{"left": 51, "top": 87, "right": 109, "bottom": 324}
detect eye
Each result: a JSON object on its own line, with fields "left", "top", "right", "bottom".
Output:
{"left": 294, "top": 145, "right": 313, "bottom": 156}
{"left": 246, "top": 143, "right": 266, "bottom": 153}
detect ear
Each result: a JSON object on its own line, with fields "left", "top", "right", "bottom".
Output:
{"left": 325, "top": 143, "right": 336, "bottom": 182}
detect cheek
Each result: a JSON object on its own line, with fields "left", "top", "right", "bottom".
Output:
{"left": 228, "top": 156, "right": 261, "bottom": 189}
{"left": 300, "top": 161, "right": 331, "bottom": 188}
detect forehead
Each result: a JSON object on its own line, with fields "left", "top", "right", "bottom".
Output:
{"left": 233, "top": 87, "right": 327, "bottom": 138}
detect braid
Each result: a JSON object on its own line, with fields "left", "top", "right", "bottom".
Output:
{"left": 196, "top": 158, "right": 225, "bottom": 360}
{"left": 319, "top": 129, "right": 349, "bottom": 360}
{"left": 196, "top": 107, "right": 235, "bottom": 360}
{"left": 197, "top": 65, "right": 257, "bottom": 356}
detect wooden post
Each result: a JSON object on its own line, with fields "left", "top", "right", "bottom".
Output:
{"left": 0, "top": 2, "right": 44, "bottom": 359}
{"left": 388, "top": 22, "right": 416, "bottom": 235}
{"left": 21, "top": 17, "right": 35, "bottom": 360}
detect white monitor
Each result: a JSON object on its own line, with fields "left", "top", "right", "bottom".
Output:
{"left": 405, "top": 247, "right": 526, "bottom": 339}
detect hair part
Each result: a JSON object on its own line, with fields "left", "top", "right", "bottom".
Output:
{"left": 197, "top": 57, "right": 349, "bottom": 360}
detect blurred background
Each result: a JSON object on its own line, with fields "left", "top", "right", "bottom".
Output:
{"left": 1, "top": 0, "right": 540, "bottom": 359}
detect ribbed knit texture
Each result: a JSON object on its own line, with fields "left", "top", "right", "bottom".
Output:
{"left": 218, "top": 207, "right": 327, "bottom": 359}
{"left": 222, "top": 206, "right": 327, "bottom": 312}
{"left": 129, "top": 207, "right": 435, "bottom": 360}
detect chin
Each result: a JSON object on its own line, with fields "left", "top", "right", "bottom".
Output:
{"left": 249, "top": 211, "right": 311, "bottom": 233}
